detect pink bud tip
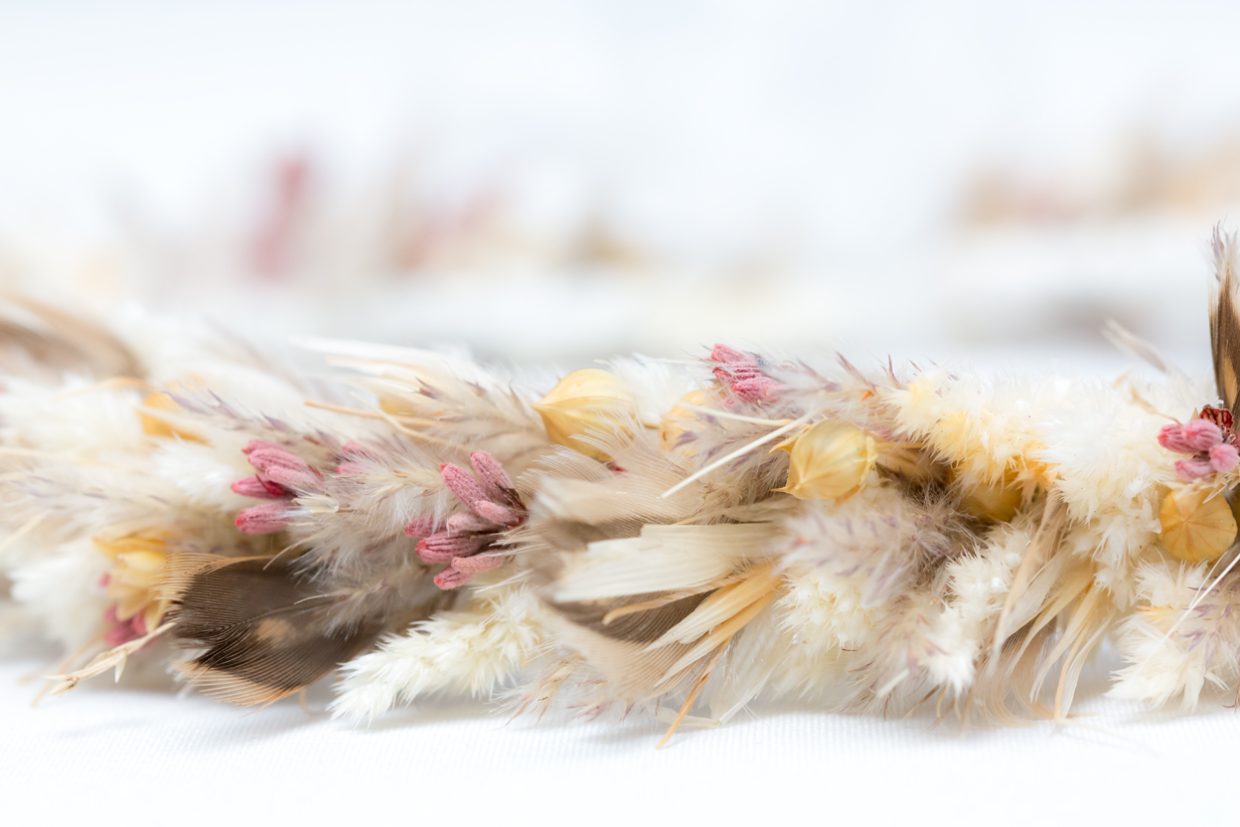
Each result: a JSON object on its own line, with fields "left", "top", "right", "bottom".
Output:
{"left": 1174, "top": 457, "right": 1217, "bottom": 482}
{"left": 440, "top": 463, "right": 487, "bottom": 510}
{"left": 451, "top": 553, "right": 507, "bottom": 576}
{"left": 235, "top": 503, "right": 292, "bottom": 534}
{"left": 231, "top": 476, "right": 290, "bottom": 499}
{"left": 242, "top": 439, "right": 284, "bottom": 456}
{"left": 1211, "top": 442, "right": 1240, "bottom": 474}
{"left": 709, "top": 344, "right": 749, "bottom": 365}
{"left": 416, "top": 532, "right": 484, "bottom": 563}
{"left": 473, "top": 500, "right": 522, "bottom": 527}
{"left": 404, "top": 516, "right": 437, "bottom": 537}
{"left": 469, "top": 451, "right": 515, "bottom": 500}
{"left": 433, "top": 567, "right": 471, "bottom": 590}
{"left": 1160, "top": 420, "right": 1223, "bottom": 454}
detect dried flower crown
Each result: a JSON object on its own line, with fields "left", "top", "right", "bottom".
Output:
{"left": 5, "top": 229, "right": 1240, "bottom": 744}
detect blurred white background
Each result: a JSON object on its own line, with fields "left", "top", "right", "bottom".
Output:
{"left": 3, "top": 0, "right": 1240, "bottom": 372}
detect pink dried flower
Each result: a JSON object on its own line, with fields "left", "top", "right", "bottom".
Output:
{"left": 709, "top": 343, "right": 780, "bottom": 405}
{"left": 1175, "top": 457, "right": 1217, "bottom": 482}
{"left": 244, "top": 442, "right": 321, "bottom": 491}
{"left": 236, "top": 502, "right": 293, "bottom": 534}
{"left": 231, "top": 439, "right": 335, "bottom": 535}
{"left": 231, "top": 475, "right": 290, "bottom": 499}
{"left": 1159, "top": 420, "right": 1223, "bottom": 454}
{"left": 403, "top": 515, "right": 437, "bottom": 538}
{"left": 432, "top": 567, "right": 472, "bottom": 590}
{"left": 416, "top": 452, "right": 525, "bottom": 590}
{"left": 469, "top": 450, "right": 516, "bottom": 500}
{"left": 416, "top": 533, "right": 486, "bottom": 564}
{"left": 1160, "top": 412, "right": 1239, "bottom": 482}
{"left": 1211, "top": 442, "right": 1240, "bottom": 474}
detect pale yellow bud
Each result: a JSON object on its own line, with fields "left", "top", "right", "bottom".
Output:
{"left": 777, "top": 421, "right": 876, "bottom": 501}
{"left": 534, "top": 369, "right": 637, "bottom": 461}
{"left": 1159, "top": 486, "right": 1238, "bottom": 564}
{"left": 659, "top": 388, "right": 720, "bottom": 458}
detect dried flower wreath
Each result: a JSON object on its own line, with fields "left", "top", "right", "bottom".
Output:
{"left": 4, "top": 229, "right": 1240, "bottom": 745}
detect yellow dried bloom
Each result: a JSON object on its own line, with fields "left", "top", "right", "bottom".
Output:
{"left": 1159, "top": 486, "right": 1237, "bottom": 564}
{"left": 534, "top": 369, "right": 637, "bottom": 461}
{"left": 777, "top": 421, "right": 876, "bottom": 501}
{"left": 658, "top": 388, "right": 720, "bottom": 458}
{"left": 95, "top": 532, "right": 171, "bottom": 633}
{"left": 139, "top": 391, "right": 203, "bottom": 443}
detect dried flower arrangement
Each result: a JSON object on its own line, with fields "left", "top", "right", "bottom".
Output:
{"left": 5, "top": 229, "right": 1240, "bottom": 744}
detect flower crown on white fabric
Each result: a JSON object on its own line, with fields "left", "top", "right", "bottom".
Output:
{"left": 5, "top": 228, "right": 1240, "bottom": 744}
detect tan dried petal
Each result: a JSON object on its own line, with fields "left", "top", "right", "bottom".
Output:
{"left": 534, "top": 368, "right": 636, "bottom": 461}
{"left": 1159, "top": 486, "right": 1238, "bottom": 563}
{"left": 778, "top": 421, "right": 876, "bottom": 501}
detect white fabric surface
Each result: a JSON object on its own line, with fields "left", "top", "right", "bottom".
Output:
{"left": 2, "top": 652, "right": 1233, "bottom": 823}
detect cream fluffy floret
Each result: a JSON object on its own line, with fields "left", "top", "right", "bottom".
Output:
{"left": 1040, "top": 374, "right": 1207, "bottom": 604}
{"left": 1111, "top": 559, "right": 1240, "bottom": 709}
{"left": 7, "top": 537, "right": 109, "bottom": 650}
{"left": 329, "top": 586, "right": 543, "bottom": 723}
{"left": 885, "top": 369, "right": 1063, "bottom": 487}
{"left": 920, "top": 521, "right": 1029, "bottom": 694}
{"left": 766, "top": 488, "right": 922, "bottom": 700}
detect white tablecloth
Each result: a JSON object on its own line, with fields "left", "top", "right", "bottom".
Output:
{"left": 2, "top": 652, "right": 1232, "bottom": 823}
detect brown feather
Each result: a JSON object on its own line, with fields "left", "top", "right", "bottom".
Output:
{"left": 165, "top": 557, "right": 380, "bottom": 705}
{"left": 1210, "top": 226, "right": 1240, "bottom": 414}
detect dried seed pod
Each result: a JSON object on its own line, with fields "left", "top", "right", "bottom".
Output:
{"left": 1158, "top": 486, "right": 1238, "bottom": 563}
{"left": 534, "top": 368, "right": 636, "bottom": 461}
{"left": 777, "top": 420, "right": 876, "bottom": 501}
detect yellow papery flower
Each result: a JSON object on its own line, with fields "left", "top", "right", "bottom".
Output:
{"left": 95, "top": 532, "right": 172, "bottom": 633}
{"left": 777, "top": 421, "right": 876, "bottom": 501}
{"left": 1159, "top": 486, "right": 1237, "bottom": 564}
{"left": 534, "top": 369, "right": 637, "bottom": 461}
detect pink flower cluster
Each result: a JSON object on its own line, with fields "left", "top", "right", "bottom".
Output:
{"left": 709, "top": 344, "right": 779, "bottom": 405}
{"left": 409, "top": 451, "right": 524, "bottom": 590}
{"left": 1159, "top": 409, "right": 1240, "bottom": 482}
{"left": 231, "top": 439, "right": 323, "bottom": 534}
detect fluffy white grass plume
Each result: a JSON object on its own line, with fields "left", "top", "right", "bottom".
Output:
{"left": 331, "top": 586, "right": 542, "bottom": 723}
